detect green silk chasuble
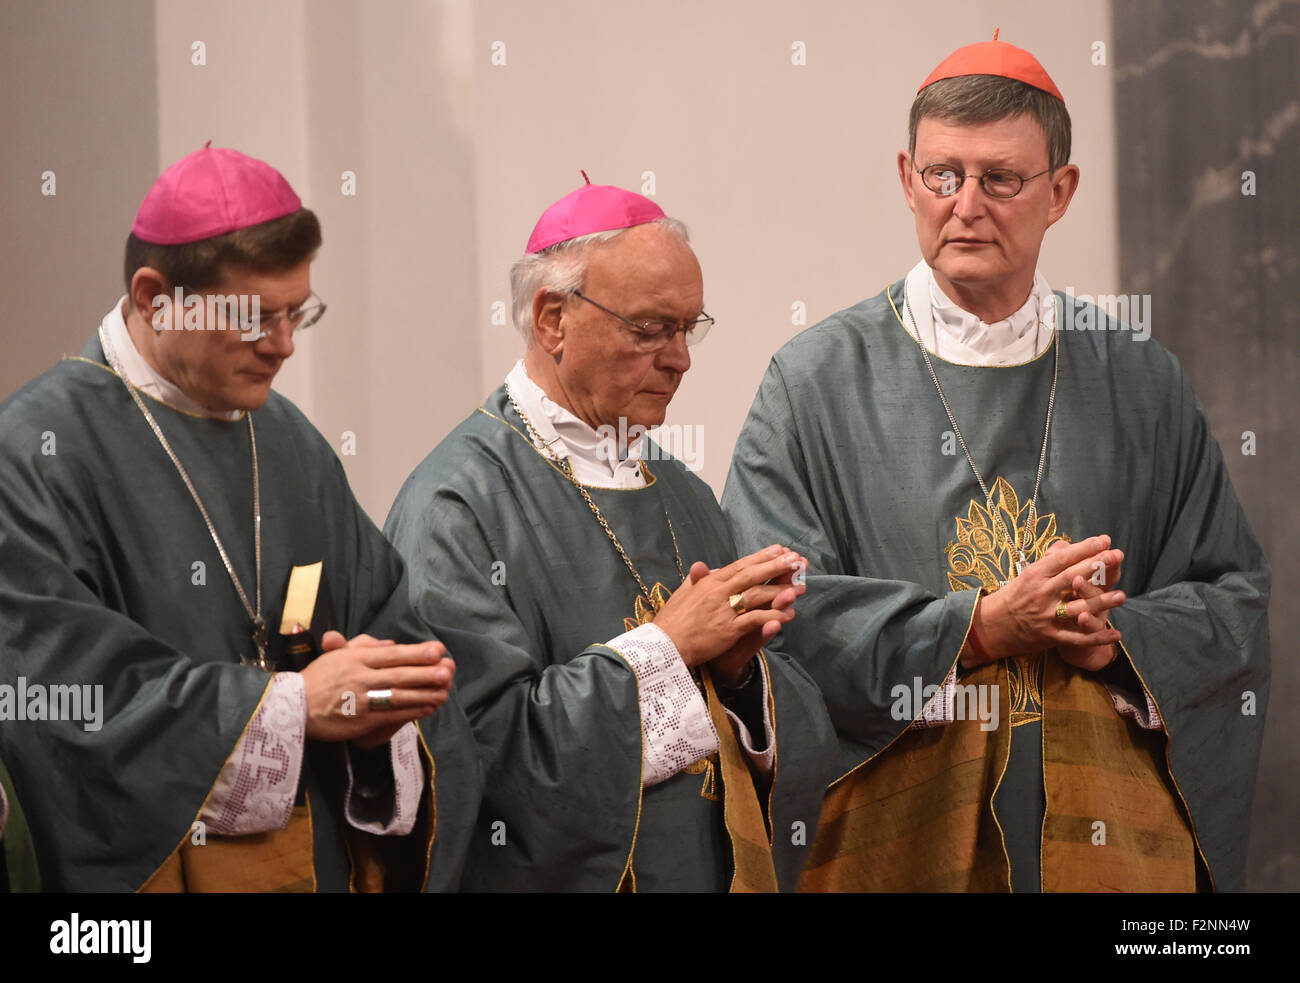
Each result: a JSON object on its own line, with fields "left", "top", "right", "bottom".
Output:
{"left": 383, "top": 387, "right": 839, "bottom": 892}
{"left": 722, "top": 280, "right": 1270, "bottom": 892}
{"left": 0, "top": 335, "right": 482, "bottom": 892}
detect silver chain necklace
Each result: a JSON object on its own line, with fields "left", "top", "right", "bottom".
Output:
{"left": 503, "top": 383, "right": 685, "bottom": 607}
{"left": 99, "top": 325, "right": 271, "bottom": 671}
{"left": 902, "top": 290, "right": 1060, "bottom": 583}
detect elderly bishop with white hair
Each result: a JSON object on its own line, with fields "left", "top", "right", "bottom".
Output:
{"left": 384, "top": 178, "right": 838, "bottom": 891}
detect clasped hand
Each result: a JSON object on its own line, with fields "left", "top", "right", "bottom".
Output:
{"left": 965, "top": 535, "right": 1125, "bottom": 671}
{"left": 653, "top": 544, "right": 806, "bottom": 686}
{"left": 300, "top": 631, "right": 455, "bottom": 748}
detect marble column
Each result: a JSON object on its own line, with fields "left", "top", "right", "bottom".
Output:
{"left": 1113, "top": 0, "right": 1300, "bottom": 892}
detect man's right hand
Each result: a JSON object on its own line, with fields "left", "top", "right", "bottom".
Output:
{"left": 652, "top": 545, "right": 806, "bottom": 670}
{"left": 300, "top": 631, "right": 454, "bottom": 742}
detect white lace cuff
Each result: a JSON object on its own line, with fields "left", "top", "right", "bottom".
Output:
{"left": 1105, "top": 682, "right": 1163, "bottom": 730}
{"left": 723, "top": 658, "right": 774, "bottom": 774}
{"left": 202, "top": 672, "right": 306, "bottom": 835}
{"left": 909, "top": 662, "right": 1164, "bottom": 732}
{"left": 343, "top": 721, "right": 424, "bottom": 835}
{"left": 607, "top": 623, "right": 719, "bottom": 788}
{"left": 910, "top": 665, "right": 958, "bottom": 729}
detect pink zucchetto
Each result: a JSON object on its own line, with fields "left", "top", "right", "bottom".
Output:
{"left": 525, "top": 171, "right": 666, "bottom": 254}
{"left": 131, "top": 142, "right": 303, "bottom": 245}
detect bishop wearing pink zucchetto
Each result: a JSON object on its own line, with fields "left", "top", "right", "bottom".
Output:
{"left": 384, "top": 174, "right": 840, "bottom": 892}
{"left": 0, "top": 144, "right": 482, "bottom": 892}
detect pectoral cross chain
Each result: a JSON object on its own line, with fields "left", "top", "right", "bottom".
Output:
{"left": 243, "top": 616, "right": 274, "bottom": 673}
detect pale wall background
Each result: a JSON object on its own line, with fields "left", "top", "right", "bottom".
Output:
{"left": 2, "top": 0, "right": 1292, "bottom": 890}
{"left": 0, "top": 0, "right": 1118, "bottom": 512}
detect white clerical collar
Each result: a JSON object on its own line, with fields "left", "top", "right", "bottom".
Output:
{"left": 901, "top": 260, "right": 1057, "bottom": 367}
{"left": 99, "top": 297, "right": 242, "bottom": 420}
{"left": 505, "top": 360, "right": 647, "bottom": 489}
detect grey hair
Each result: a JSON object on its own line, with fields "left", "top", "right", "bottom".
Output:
{"left": 508, "top": 216, "right": 690, "bottom": 342}
{"left": 908, "top": 75, "right": 1072, "bottom": 171}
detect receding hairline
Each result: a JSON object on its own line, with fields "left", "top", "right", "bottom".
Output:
{"left": 581, "top": 221, "right": 699, "bottom": 279}
{"left": 508, "top": 216, "right": 693, "bottom": 341}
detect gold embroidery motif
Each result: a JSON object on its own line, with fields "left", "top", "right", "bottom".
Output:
{"left": 625, "top": 580, "right": 720, "bottom": 801}
{"left": 623, "top": 582, "right": 672, "bottom": 633}
{"left": 945, "top": 476, "right": 1068, "bottom": 726}
{"left": 1004, "top": 654, "right": 1044, "bottom": 727}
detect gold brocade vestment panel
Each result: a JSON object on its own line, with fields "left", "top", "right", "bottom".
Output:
{"left": 800, "top": 478, "right": 1198, "bottom": 892}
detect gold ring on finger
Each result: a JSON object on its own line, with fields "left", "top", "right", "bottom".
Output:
{"left": 367, "top": 689, "right": 393, "bottom": 711}
{"left": 1054, "top": 600, "right": 1070, "bottom": 622}
{"left": 729, "top": 593, "right": 748, "bottom": 615}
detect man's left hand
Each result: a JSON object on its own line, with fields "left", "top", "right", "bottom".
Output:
{"left": 1048, "top": 540, "right": 1124, "bottom": 672}
{"left": 698, "top": 557, "right": 806, "bottom": 686}
{"left": 319, "top": 630, "right": 434, "bottom": 750}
